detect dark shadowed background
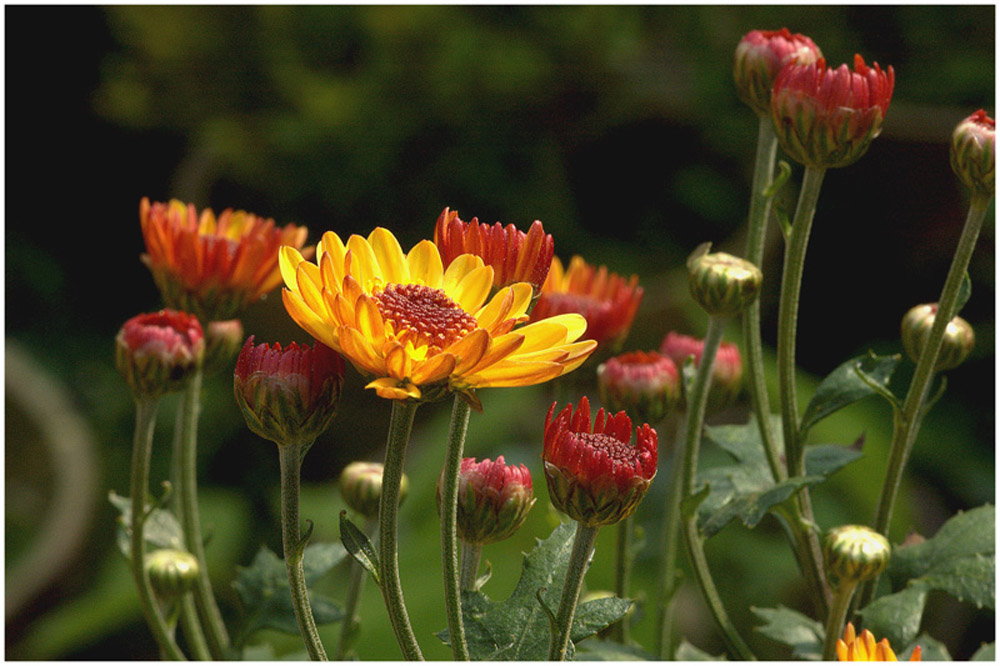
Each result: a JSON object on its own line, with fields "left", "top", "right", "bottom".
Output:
{"left": 5, "top": 5, "right": 994, "bottom": 660}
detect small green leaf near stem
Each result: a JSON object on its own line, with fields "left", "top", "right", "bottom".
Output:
{"left": 441, "top": 395, "right": 472, "bottom": 660}
{"left": 547, "top": 522, "right": 600, "bottom": 661}
{"left": 336, "top": 517, "right": 377, "bottom": 660}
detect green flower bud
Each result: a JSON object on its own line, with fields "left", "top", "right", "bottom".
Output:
{"left": 339, "top": 461, "right": 409, "bottom": 520}
{"left": 146, "top": 548, "right": 200, "bottom": 598}
{"left": 823, "top": 525, "right": 890, "bottom": 585}
{"left": 686, "top": 245, "right": 763, "bottom": 317}
{"left": 202, "top": 319, "right": 244, "bottom": 377}
{"left": 901, "top": 303, "right": 975, "bottom": 371}
{"left": 950, "top": 110, "right": 995, "bottom": 198}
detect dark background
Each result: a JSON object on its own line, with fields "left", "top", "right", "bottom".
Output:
{"left": 5, "top": 5, "right": 994, "bottom": 660}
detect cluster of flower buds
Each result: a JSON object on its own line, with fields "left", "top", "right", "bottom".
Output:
{"left": 686, "top": 245, "right": 763, "bottom": 318}
{"left": 437, "top": 456, "right": 535, "bottom": 545}
{"left": 660, "top": 331, "right": 744, "bottom": 411}
{"left": 434, "top": 207, "right": 555, "bottom": 297}
{"left": 733, "top": 28, "right": 822, "bottom": 115}
{"left": 597, "top": 351, "right": 680, "bottom": 426}
{"left": 823, "top": 524, "right": 891, "bottom": 586}
{"left": 233, "top": 337, "right": 345, "bottom": 446}
{"left": 340, "top": 461, "right": 409, "bottom": 520}
{"left": 900, "top": 303, "right": 975, "bottom": 371}
{"left": 950, "top": 109, "right": 995, "bottom": 198}
{"left": 146, "top": 548, "right": 200, "bottom": 599}
{"left": 116, "top": 309, "right": 205, "bottom": 400}
{"left": 837, "top": 622, "right": 922, "bottom": 662}
{"left": 543, "top": 396, "right": 657, "bottom": 528}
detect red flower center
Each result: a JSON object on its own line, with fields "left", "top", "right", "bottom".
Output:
{"left": 573, "top": 431, "right": 637, "bottom": 466}
{"left": 372, "top": 283, "right": 479, "bottom": 351}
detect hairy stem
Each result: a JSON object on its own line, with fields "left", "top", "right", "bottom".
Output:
{"left": 823, "top": 581, "right": 858, "bottom": 661}
{"left": 441, "top": 396, "right": 472, "bottom": 660}
{"left": 547, "top": 523, "right": 600, "bottom": 661}
{"left": 610, "top": 516, "right": 633, "bottom": 644}
{"left": 654, "top": 417, "right": 687, "bottom": 659}
{"left": 459, "top": 542, "right": 482, "bottom": 592}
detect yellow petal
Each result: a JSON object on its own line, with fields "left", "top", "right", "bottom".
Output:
{"left": 410, "top": 352, "right": 457, "bottom": 385}
{"left": 384, "top": 342, "right": 412, "bottom": 380}
{"left": 554, "top": 340, "right": 597, "bottom": 375}
{"left": 836, "top": 640, "right": 848, "bottom": 662}
{"left": 475, "top": 287, "right": 515, "bottom": 332}
{"left": 368, "top": 227, "right": 410, "bottom": 285}
{"left": 355, "top": 294, "right": 386, "bottom": 347}
{"left": 507, "top": 282, "right": 534, "bottom": 318}
{"left": 366, "top": 377, "right": 421, "bottom": 401}
{"left": 406, "top": 240, "right": 444, "bottom": 287}
{"left": 443, "top": 254, "right": 484, "bottom": 295}
{"left": 542, "top": 255, "right": 565, "bottom": 291}
{"left": 326, "top": 290, "right": 354, "bottom": 327}
{"left": 466, "top": 360, "right": 563, "bottom": 388}
{"left": 279, "top": 246, "right": 306, "bottom": 293}
{"left": 318, "top": 231, "right": 348, "bottom": 273}
{"left": 450, "top": 264, "right": 494, "bottom": 313}
{"left": 446, "top": 328, "right": 490, "bottom": 375}
{"left": 296, "top": 262, "right": 330, "bottom": 320}
{"left": 512, "top": 317, "right": 578, "bottom": 354}
{"left": 282, "top": 289, "right": 338, "bottom": 350}
{"left": 346, "top": 234, "right": 381, "bottom": 289}
{"left": 466, "top": 333, "right": 525, "bottom": 376}
{"left": 338, "top": 326, "right": 385, "bottom": 376}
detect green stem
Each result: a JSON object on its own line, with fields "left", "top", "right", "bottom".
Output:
{"left": 822, "top": 581, "right": 858, "bottom": 661}
{"left": 547, "top": 523, "right": 600, "bottom": 661}
{"left": 379, "top": 400, "right": 424, "bottom": 661}
{"left": 441, "top": 396, "right": 472, "bottom": 660}
{"left": 858, "top": 195, "right": 991, "bottom": 611}
{"left": 278, "top": 443, "right": 328, "bottom": 660}
{"left": 176, "top": 368, "right": 231, "bottom": 659}
{"left": 679, "top": 317, "right": 755, "bottom": 660}
{"left": 742, "top": 116, "right": 786, "bottom": 484}
{"left": 459, "top": 542, "right": 482, "bottom": 592}
{"left": 654, "top": 417, "right": 687, "bottom": 659}
{"left": 130, "top": 398, "right": 187, "bottom": 661}
{"left": 610, "top": 516, "right": 633, "bottom": 644}
{"left": 336, "top": 518, "right": 377, "bottom": 660}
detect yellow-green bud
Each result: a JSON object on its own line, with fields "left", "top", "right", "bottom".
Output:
{"left": 686, "top": 245, "right": 762, "bottom": 317}
{"left": 339, "top": 461, "right": 409, "bottom": 520}
{"left": 901, "top": 303, "right": 975, "bottom": 371}
{"left": 823, "top": 525, "right": 890, "bottom": 585}
{"left": 950, "top": 109, "right": 995, "bottom": 198}
{"left": 203, "top": 319, "right": 244, "bottom": 377}
{"left": 146, "top": 548, "right": 200, "bottom": 598}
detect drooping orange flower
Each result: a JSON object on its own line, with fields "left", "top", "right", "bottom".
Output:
{"left": 837, "top": 623, "right": 921, "bottom": 662}
{"left": 434, "top": 207, "right": 555, "bottom": 296}
{"left": 280, "top": 227, "right": 596, "bottom": 405}
{"left": 140, "top": 198, "right": 311, "bottom": 322}
{"left": 530, "top": 255, "right": 643, "bottom": 351}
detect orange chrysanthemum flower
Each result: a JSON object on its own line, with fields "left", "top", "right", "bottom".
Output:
{"left": 140, "top": 198, "right": 311, "bottom": 322}
{"left": 434, "top": 207, "right": 555, "bottom": 296}
{"left": 530, "top": 255, "right": 643, "bottom": 351}
{"left": 279, "top": 228, "right": 596, "bottom": 405}
{"left": 837, "top": 623, "right": 921, "bottom": 662}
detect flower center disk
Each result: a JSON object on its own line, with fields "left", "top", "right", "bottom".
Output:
{"left": 372, "top": 283, "right": 479, "bottom": 352}
{"left": 574, "top": 432, "right": 636, "bottom": 465}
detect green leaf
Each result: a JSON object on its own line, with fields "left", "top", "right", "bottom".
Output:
{"left": 436, "top": 522, "right": 630, "bottom": 661}
{"left": 888, "top": 504, "right": 994, "bottom": 610}
{"left": 339, "top": 510, "right": 380, "bottom": 587}
{"left": 803, "top": 444, "right": 863, "bottom": 477}
{"left": 675, "top": 640, "right": 727, "bottom": 660}
{"left": 576, "top": 641, "right": 657, "bottom": 660}
{"left": 971, "top": 642, "right": 995, "bottom": 660}
{"left": 752, "top": 605, "right": 823, "bottom": 660}
{"left": 233, "top": 544, "right": 345, "bottom": 638}
{"left": 858, "top": 583, "right": 929, "bottom": 649}
{"left": 956, "top": 271, "right": 972, "bottom": 314}
{"left": 108, "top": 491, "right": 184, "bottom": 559}
{"left": 800, "top": 353, "right": 901, "bottom": 435}
{"left": 908, "top": 633, "right": 950, "bottom": 661}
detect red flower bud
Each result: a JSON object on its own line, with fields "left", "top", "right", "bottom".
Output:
{"left": 233, "top": 336, "right": 345, "bottom": 446}
{"left": 771, "top": 54, "right": 894, "bottom": 169}
{"left": 115, "top": 309, "right": 205, "bottom": 399}
{"left": 951, "top": 109, "right": 995, "bottom": 198}
{"left": 543, "top": 396, "right": 657, "bottom": 527}
{"left": 434, "top": 207, "right": 555, "bottom": 296}
{"left": 597, "top": 351, "right": 680, "bottom": 426}
{"left": 734, "top": 28, "right": 822, "bottom": 115}
{"left": 438, "top": 456, "right": 536, "bottom": 545}
{"left": 659, "top": 331, "right": 743, "bottom": 411}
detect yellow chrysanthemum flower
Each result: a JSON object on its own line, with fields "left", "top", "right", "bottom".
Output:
{"left": 279, "top": 228, "right": 597, "bottom": 404}
{"left": 837, "top": 623, "right": 922, "bottom": 662}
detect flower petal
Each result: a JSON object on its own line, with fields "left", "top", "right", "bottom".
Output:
{"left": 338, "top": 325, "right": 385, "bottom": 376}
{"left": 443, "top": 254, "right": 484, "bottom": 295}
{"left": 406, "top": 240, "right": 444, "bottom": 287}
{"left": 410, "top": 352, "right": 457, "bottom": 385}
{"left": 368, "top": 227, "right": 410, "bottom": 285}
{"left": 451, "top": 264, "right": 494, "bottom": 313}
{"left": 346, "top": 234, "right": 382, "bottom": 289}
{"left": 446, "top": 328, "right": 490, "bottom": 374}
{"left": 366, "top": 377, "right": 421, "bottom": 401}
{"left": 355, "top": 293, "right": 386, "bottom": 347}
{"left": 466, "top": 360, "right": 564, "bottom": 388}
{"left": 279, "top": 246, "right": 306, "bottom": 293}
{"left": 282, "top": 289, "right": 338, "bottom": 350}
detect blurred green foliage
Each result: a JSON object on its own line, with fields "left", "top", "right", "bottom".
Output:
{"left": 5, "top": 5, "right": 993, "bottom": 660}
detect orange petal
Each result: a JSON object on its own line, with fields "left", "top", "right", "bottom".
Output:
{"left": 366, "top": 377, "right": 421, "bottom": 401}
{"left": 355, "top": 294, "right": 386, "bottom": 347}
{"left": 384, "top": 342, "right": 412, "bottom": 380}
{"left": 410, "top": 352, "right": 457, "bottom": 385}
{"left": 447, "top": 328, "right": 490, "bottom": 375}
{"left": 338, "top": 325, "right": 385, "bottom": 376}
{"left": 282, "top": 289, "right": 338, "bottom": 350}
{"left": 467, "top": 333, "right": 526, "bottom": 375}
{"left": 466, "top": 360, "right": 563, "bottom": 388}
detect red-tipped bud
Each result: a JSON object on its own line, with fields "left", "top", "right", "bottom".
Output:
{"left": 531, "top": 255, "right": 643, "bottom": 352}
{"left": 687, "top": 246, "right": 763, "bottom": 317}
{"left": 115, "top": 309, "right": 205, "bottom": 399}
{"left": 771, "top": 54, "right": 894, "bottom": 169}
{"left": 203, "top": 319, "right": 244, "bottom": 377}
{"left": 597, "top": 351, "right": 680, "bottom": 426}
{"left": 901, "top": 303, "right": 975, "bottom": 371}
{"left": 951, "top": 109, "right": 995, "bottom": 198}
{"left": 438, "top": 456, "right": 536, "bottom": 545}
{"left": 543, "top": 396, "right": 657, "bottom": 527}
{"left": 339, "top": 461, "right": 408, "bottom": 520}
{"left": 233, "top": 337, "right": 345, "bottom": 446}
{"left": 734, "top": 28, "right": 822, "bottom": 115}
{"left": 659, "top": 331, "right": 743, "bottom": 411}
{"left": 434, "top": 207, "right": 555, "bottom": 296}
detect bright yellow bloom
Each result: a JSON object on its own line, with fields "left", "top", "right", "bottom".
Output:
{"left": 837, "top": 623, "right": 921, "bottom": 661}
{"left": 279, "top": 228, "right": 596, "bottom": 404}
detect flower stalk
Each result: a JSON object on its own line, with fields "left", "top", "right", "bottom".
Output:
{"left": 610, "top": 516, "right": 633, "bottom": 644}
{"left": 654, "top": 415, "right": 687, "bottom": 659}
{"left": 441, "top": 396, "right": 472, "bottom": 660}
{"left": 547, "top": 523, "right": 600, "bottom": 661}
{"left": 459, "top": 542, "right": 482, "bottom": 591}
{"left": 823, "top": 580, "right": 860, "bottom": 661}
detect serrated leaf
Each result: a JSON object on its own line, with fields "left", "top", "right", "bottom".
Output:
{"left": 752, "top": 605, "right": 823, "bottom": 660}
{"left": 858, "top": 583, "right": 929, "bottom": 649}
{"left": 800, "top": 353, "right": 901, "bottom": 435}
{"left": 233, "top": 544, "right": 345, "bottom": 637}
{"left": 699, "top": 476, "right": 818, "bottom": 538}
{"left": 971, "top": 642, "right": 995, "bottom": 660}
{"left": 339, "top": 511, "right": 380, "bottom": 587}
{"left": 576, "top": 640, "right": 657, "bottom": 660}
{"left": 908, "top": 633, "right": 950, "bottom": 661}
{"left": 888, "top": 504, "right": 994, "bottom": 610}
{"left": 676, "top": 640, "right": 727, "bottom": 660}
{"left": 109, "top": 491, "right": 184, "bottom": 559}
{"left": 436, "top": 522, "right": 629, "bottom": 661}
